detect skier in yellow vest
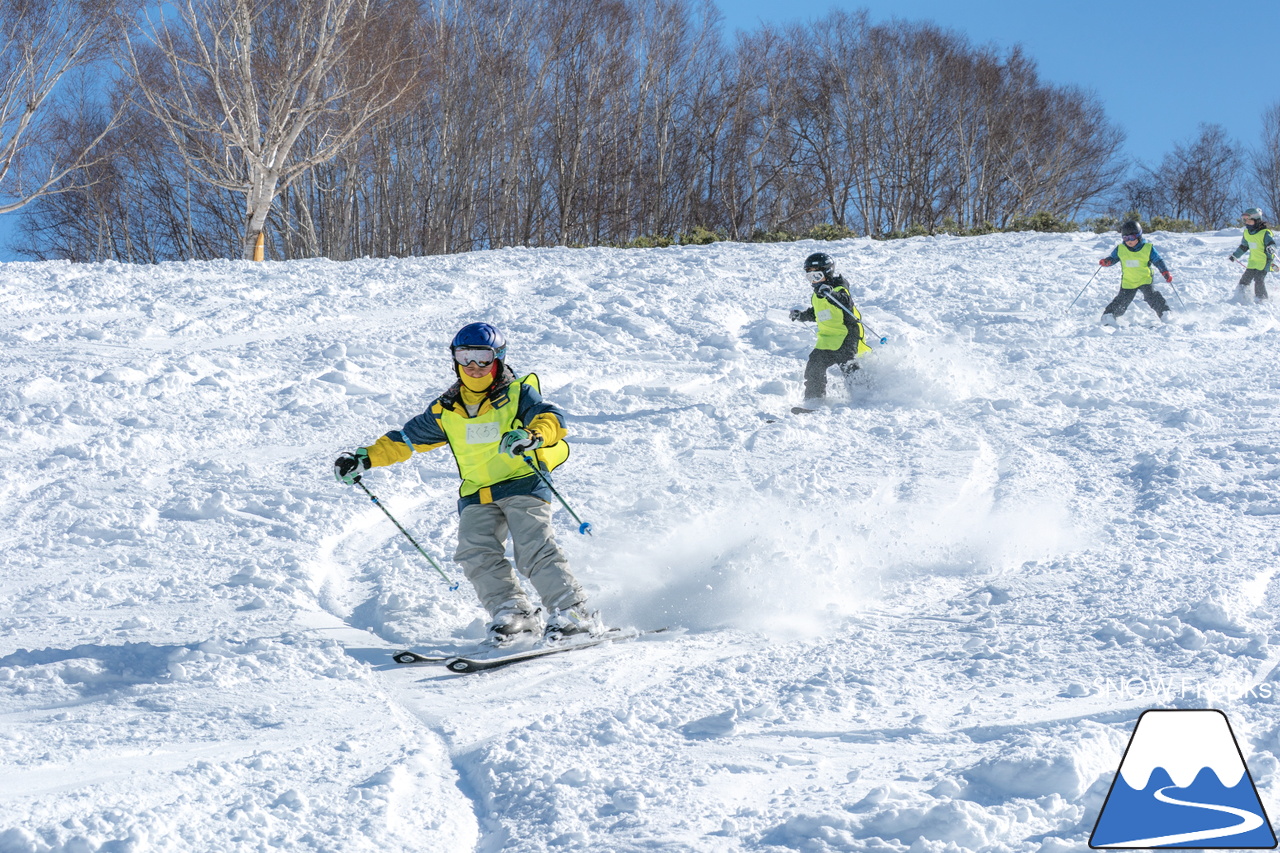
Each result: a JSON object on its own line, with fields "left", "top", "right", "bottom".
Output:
{"left": 333, "top": 322, "right": 601, "bottom": 645}
{"left": 1229, "top": 206, "right": 1276, "bottom": 301}
{"left": 1098, "top": 220, "right": 1173, "bottom": 326}
{"left": 788, "top": 252, "right": 872, "bottom": 412}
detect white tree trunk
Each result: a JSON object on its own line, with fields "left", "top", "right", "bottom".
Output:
{"left": 242, "top": 171, "right": 280, "bottom": 259}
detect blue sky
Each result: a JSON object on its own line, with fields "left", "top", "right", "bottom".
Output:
{"left": 720, "top": 0, "right": 1275, "bottom": 170}
{"left": 0, "top": 1, "right": 1272, "bottom": 261}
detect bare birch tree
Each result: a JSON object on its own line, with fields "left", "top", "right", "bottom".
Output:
{"left": 0, "top": 0, "right": 138, "bottom": 215}
{"left": 689, "top": 27, "right": 765, "bottom": 239}
{"left": 124, "top": 0, "right": 421, "bottom": 259}
{"left": 1153, "top": 123, "right": 1242, "bottom": 228}
{"left": 993, "top": 57, "right": 1123, "bottom": 224}
{"left": 14, "top": 88, "right": 250, "bottom": 263}
{"left": 1251, "top": 103, "right": 1280, "bottom": 221}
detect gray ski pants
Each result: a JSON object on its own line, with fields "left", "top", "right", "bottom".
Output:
{"left": 454, "top": 494, "right": 584, "bottom": 618}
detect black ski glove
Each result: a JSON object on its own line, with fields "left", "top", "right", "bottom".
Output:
{"left": 334, "top": 449, "right": 370, "bottom": 484}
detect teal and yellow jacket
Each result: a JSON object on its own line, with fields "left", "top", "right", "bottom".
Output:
{"left": 1231, "top": 224, "right": 1277, "bottom": 271}
{"left": 1102, "top": 240, "right": 1170, "bottom": 289}
{"left": 363, "top": 365, "right": 568, "bottom": 512}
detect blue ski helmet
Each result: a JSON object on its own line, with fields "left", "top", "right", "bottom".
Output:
{"left": 451, "top": 322, "right": 507, "bottom": 362}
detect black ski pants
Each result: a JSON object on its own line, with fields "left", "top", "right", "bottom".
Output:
{"left": 1104, "top": 284, "right": 1169, "bottom": 319}
{"left": 803, "top": 339, "right": 861, "bottom": 400}
{"left": 1237, "top": 268, "right": 1270, "bottom": 300}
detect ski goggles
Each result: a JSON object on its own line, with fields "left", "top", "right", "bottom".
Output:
{"left": 1122, "top": 233, "right": 1141, "bottom": 243}
{"left": 805, "top": 270, "right": 828, "bottom": 283}
{"left": 453, "top": 346, "right": 497, "bottom": 368}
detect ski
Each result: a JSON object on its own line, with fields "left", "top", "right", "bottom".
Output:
{"left": 390, "top": 650, "right": 448, "bottom": 665}
{"left": 392, "top": 627, "right": 662, "bottom": 674}
{"left": 443, "top": 630, "right": 635, "bottom": 673}
{"left": 791, "top": 406, "right": 817, "bottom": 414}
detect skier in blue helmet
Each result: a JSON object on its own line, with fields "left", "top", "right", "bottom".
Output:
{"left": 333, "top": 322, "right": 602, "bottom": 645}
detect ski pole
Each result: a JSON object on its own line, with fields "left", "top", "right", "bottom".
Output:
{"left": 816, "top": 285, "right": 888, "bottom": 344}
{"left": 860, "top": 319, "right": 889, "bottom": 345}
{"left": 521, "top": 455, "right": 592, "bottom": 535}
{"left": 1228, "top": 256, "right": 1277, "bottom": 271}
{"left": 1230, "top": 257, "right": 1248, "bottom": 298}
{"left": 1064, "top": 266, "right": 1102, "bottom": 313}
{"left": 354, "top": 479, "right": 458, "bottom": 590}
{"left": 1230, "top": 257, "right": 1267, "bottom": 274}
{"left": 1163, "top": 273, "right": 1187, "bottom": 310}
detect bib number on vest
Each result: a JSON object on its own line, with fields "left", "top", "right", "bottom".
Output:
{"left": 817, "top": 309, "right": 833, "bottom": 321}
{"left": 465, "top": 422, "right": 501, "bottom": 444}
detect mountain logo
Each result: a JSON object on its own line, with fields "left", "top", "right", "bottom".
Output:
{"left": 1091, "top": 709, "right": 1277, "bottom": 849}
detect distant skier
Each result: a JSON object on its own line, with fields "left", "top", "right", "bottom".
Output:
{"left": 1098, "top": 220, "right": 1173, "bottom": 326}
{"left": 788, "top": 251, "right": 872, "bottom": 411}
{"left": 1229, "top": 207, "right": 1275, "bottom": 301}
{"left": 333, "top": 322, "right": 602, "bottom": 644}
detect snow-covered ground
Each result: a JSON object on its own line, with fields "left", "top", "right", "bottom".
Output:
{"left": 1, "top": 230, "right": 1278, "bottom": 852}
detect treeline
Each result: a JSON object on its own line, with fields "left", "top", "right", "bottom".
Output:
{"left": 0, "top": 0, "right": 1272, "bottom": 262}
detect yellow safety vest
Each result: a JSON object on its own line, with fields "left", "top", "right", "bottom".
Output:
{"left": 811, "top": 286, "right": 873, "bottom": 354}
{"left": 1244, "top": 228, "right": 1273, "bottom": 271}
{"left": 436, "top": 374, "right": 569, "bottom": 499}
{"left": 1117, "top": 242, "right": 1154, "bottom": 289}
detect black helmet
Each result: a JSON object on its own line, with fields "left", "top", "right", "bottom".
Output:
{"left": 450, "top": 322, "right": 507, "bottom": 362}
{"left": 1120, "top": 220, "right": 1142, "bottom": 238}
{"left": 804, "top": 252, "right": 835, "bottom": 284}
{"left": 804, "top": 252, "right": 834, "bottom": 273}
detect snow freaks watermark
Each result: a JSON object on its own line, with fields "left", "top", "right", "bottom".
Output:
{"left": 1091, "top": 673, "right": 1275, "bottom": 705}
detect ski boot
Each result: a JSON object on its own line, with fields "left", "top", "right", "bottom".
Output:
{"left": 544, "top": 606, "right": 604, "bottom": 642}
{"left": 487, "top": 605, "right": 542, "bottom": 645}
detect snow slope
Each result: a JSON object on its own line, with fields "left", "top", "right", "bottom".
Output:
{"left": 1, "top": 230, "right": 1278, "bottom": 852}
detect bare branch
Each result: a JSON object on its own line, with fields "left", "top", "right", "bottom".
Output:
{"left": 0, "top": 0, "right": 139, "bottom": 214}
